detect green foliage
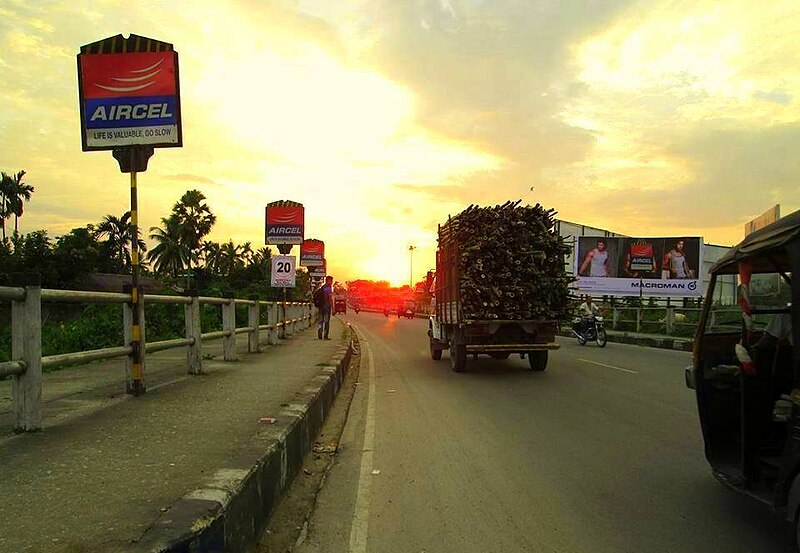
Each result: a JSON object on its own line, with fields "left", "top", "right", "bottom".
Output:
{"left": 39, "top": 305, "right": 123, "bottom": 362}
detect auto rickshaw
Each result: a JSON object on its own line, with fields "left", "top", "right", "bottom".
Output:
{"left": 334, "top": 298, "right": 347, "bottom": 315}
{"left": 686, "top": 209, "right": 800, "bottom": 544}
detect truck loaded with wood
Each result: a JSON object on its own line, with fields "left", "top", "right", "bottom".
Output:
{"left": 428, "top": 201, "right": 573, "bottom": 372}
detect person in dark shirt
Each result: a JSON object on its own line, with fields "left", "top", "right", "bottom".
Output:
{"left": 318, "top": 275, "right": 334, "bottom": 340}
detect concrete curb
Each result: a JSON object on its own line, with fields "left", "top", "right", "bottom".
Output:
{"left": 134, "top": 329, "right": 356, "bottom": 553}
{"left": 558, "top": 331, "right": 693, "bottom": 352}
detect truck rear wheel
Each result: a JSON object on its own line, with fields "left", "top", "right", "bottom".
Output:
{"left": 528, "top": 351, "right": 548, "bottom": 372}
{"left": 450, "top": 343, "right": 467, "bottom": 372}
{"left": 430, "top": 339, "right": 443, "bottom": 361}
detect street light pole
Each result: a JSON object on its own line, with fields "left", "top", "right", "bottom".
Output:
{"left": 409, "top": 245, "right": 416, "bottom": 287}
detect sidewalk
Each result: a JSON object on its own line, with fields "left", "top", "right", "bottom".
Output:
{"left": 0, "top": 318, "right": 348, "bottom": 553}
{"left": 559, "top": 328, "right": 694, "bottom": 351}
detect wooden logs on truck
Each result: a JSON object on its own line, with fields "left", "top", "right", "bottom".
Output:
{"left": 439, "top": 201, "right": 572, "bottom": 321}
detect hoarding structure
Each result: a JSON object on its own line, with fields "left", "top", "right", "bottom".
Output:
{"left": 265, "top": 201, "right": 304, "bottom": 247}
{"left": 300, "top": 239, "right": 325, "bottom": 267}
{"left": 574, "top": 236, "right": 704, "bottom": 297}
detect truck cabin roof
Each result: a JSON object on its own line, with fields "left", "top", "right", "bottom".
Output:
{"left": 710, "top": 209, "right": 800, "bottom": 275}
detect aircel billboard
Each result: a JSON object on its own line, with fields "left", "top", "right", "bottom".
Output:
{"left": 265, "top": 204, "right": 304, "bottom": 245}
{"left": 78, "top": 51, "right": 182, "bottom": 150}
{"left": 574, "top": 236, "right": 703, "bottom": 297}
{"left": 300, "top": 239, "right": 324, "bottom": 266}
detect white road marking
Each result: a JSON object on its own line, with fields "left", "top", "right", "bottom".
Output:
{"left": 348, "top": 329, "right": 376, "bottom": 553}
{"left": 577, "top": 357, "right": 639, "bottom": 374}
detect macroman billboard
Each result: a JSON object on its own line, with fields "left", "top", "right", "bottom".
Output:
{"left": 573, "top": 236, "right": 703, "bottom": 297}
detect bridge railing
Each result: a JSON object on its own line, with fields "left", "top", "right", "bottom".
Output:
{"left": 607, "top": 306, "right": 741, "bottom": 337}
{"left": 0, "top": 282, "right": 313, "bottom": 432}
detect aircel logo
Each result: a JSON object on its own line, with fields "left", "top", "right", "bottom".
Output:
{"left": 267, "top": 227, "right": 302, "bottom": 234}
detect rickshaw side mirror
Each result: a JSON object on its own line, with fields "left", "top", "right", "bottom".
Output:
{"left": 684, "top": 365, "right": 696, "bottom": 390}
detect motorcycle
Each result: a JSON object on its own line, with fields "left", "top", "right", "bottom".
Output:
{"left": 572, "top": 315, "right": 607, "bottom": 347}
{"left": 383, "top": 307, "right": 390, "bottom": 317}
{"left": 404, "top": 308, "right": 414, "bottom": 319}
{"left": 354, "top": 305, "right": 360, "bottom": 314}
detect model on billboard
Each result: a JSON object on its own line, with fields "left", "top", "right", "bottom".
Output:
{"left": 579, "top": 240, "right": 610, "bottom": 277}
{"left": 662, "top": 239, "right": 695, "bottom": 279}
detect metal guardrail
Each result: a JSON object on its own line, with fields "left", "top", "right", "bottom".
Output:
{"left": 607, "top": 306, "right": 740, "bottom": 335}
{"left": 0, "top": 284, "right": 313, "bottom": 432}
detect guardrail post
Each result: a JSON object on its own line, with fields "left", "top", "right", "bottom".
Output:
{"left": 222, "top": 292, "right": 238, "bottom": 361}
{"left": 305, "top": 303, "right": 311, "bottom": 329}
{"left": 267, "top": 302, "right": 280, "bottom": 345}
{"left": 248, "top": 296, "right": 260, "bottom": 353}
{"left": 285, "top": 302, "right": 295, "bottom": 337}
{"left": 292, "top": 303, "right": 300, "bottom": 334}
{"left": 612, "top": 307, "right": 619, "bottom": 330}
{"left": 123, "top": 285, "right": 146, "bottom": 394}
{"left": 11, "top": 276, "right": 42, "bottom": 432}
{"left": 709, "top": 310, "right": 717, "bottom": 332}
{"left": 636, "top": 307, "right": 642, "bottom": 333}
{"left": 665, "top": 307, "right": 675, "bottom": 335}
{"left": 185, "top": 291, "right": 202, "bottom": 374}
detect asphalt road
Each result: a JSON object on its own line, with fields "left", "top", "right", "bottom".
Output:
{"left": 296, "top": 312, "right": 795, "bottom": 553}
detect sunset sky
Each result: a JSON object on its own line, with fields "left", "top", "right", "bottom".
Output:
{"left": 1, "top": 0, "right": 799, "bottom": 286}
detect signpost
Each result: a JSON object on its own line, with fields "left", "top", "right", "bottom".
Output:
{"left": 271, "top": 256, "right": 297, "bottom": 288}
{"left": 77, "top": 34, "right": 182, "bottom": 396}
{"left": 300, "top": 239, "right": 324, "bottom": 267}
{"left": 265, "top": 201, "right": 305, "bottom": 252}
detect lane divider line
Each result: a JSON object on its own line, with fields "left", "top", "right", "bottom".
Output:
{"left": 348, "top": 328, "right": 376, "bottom": 553}
{"left": 577, "top": 357, "right": 639, "bottom": 374}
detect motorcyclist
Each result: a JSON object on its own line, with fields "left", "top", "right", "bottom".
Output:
{"left": 577, "top": 296, "right": 601, "bottom": 337}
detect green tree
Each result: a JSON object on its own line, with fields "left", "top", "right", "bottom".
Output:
{"left": 96, "top": 211, "right": 147, "bottom": 273}
{"left": 5, "top": 170, "right": 34, "bottom": 238}
{"left": 216, "top": 240, "right": 247, "bottom": 276}
{"left": 200, "top": 240, "right": 222, "bottom": 274}
{"left": 52, "top": 225, "right": 109, "bottom": 287}
{"left": 0, "top": 173, "right": 9, "bottom": 242}
{"left": 147, "top": 214, "right": 189, "bottom": 278}
{"left": 173, "top": 190, "right": 216, "bottom": 272}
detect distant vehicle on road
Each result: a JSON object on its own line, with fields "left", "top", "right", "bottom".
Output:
{"left": 334, "top": 297, "right": 347, "bottom": 315}
{"left": 572, "top": 315, "right": 607, "bottom": 347}
{"left": 686, "top": 209, "right": 800, "bottom": 546}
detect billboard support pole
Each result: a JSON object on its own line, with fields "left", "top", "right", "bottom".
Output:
{"left": 129, "top": 164, "right": 143, "bottom": 395}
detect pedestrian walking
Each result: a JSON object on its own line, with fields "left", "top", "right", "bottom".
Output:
{"left": 313, "top": 275, "right": 335, "bottom": 340}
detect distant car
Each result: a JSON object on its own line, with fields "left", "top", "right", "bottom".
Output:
{"left": 334, "top": 298, "right": 347, "bottom": 314}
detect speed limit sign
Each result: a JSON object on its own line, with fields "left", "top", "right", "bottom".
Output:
{"left": 271, "top": 255, "right": 296, "bottom": 288}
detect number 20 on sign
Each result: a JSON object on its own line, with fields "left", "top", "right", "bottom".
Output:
{"left": 271, "top": 255, "right": 296, "bottom": 288}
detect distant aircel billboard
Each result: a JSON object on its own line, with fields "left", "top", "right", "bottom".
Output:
{"left": 574, "top": 236, "right": 704, "bottom": 297}
{"left": 300, "top": 239, "right": 324, "bottom": 267}
{"left": 78, "top": 50, "right": 182, "bottom": 150}
{"left": 265, "top": 202, "right": 304, "bottom": 245}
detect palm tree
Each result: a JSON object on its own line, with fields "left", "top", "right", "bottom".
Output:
{"left": 148, "top": 214, "right": 189, "bottom": 277}
{"left": 0, "top": 173, "right": 8, "bottom": 241}
{"left": 173, "top": 189, "right": 216, "bottom": 272}
{"left": 6, "top": 170, "right": 34, "bottom": 237}
{"left": 217, "top": 240, "right": 247, "bottom": 276}
{"left": 200, "top": 240, "right": 222, "bottom": 274}
{"left": 96, "top": 211, "right": 147, "bottom": 272}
